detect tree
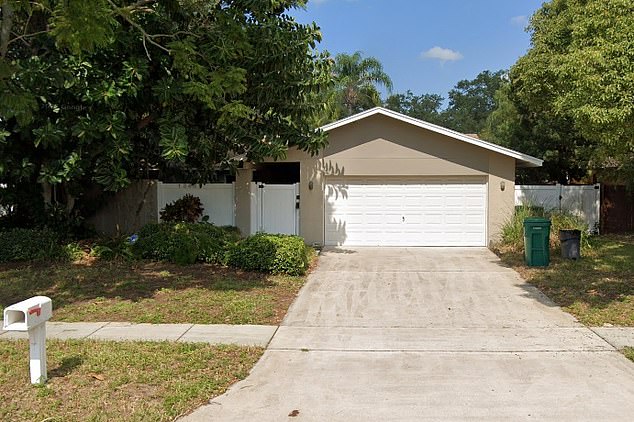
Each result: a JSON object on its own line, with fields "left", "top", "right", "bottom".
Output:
{"left": 482, "top": 83, "right": 594, "bottom": 184}
{"left": 384, "top": 90, "right": 444, "bottom": 125}
{"left": 511, "top": 0, "right": 634, "bottom": 178}
{"left": 0, "top": 1, "right": 331, "bottom": 227}
{"left": 442, "top": 70, "right": 506, "bottom": 134}
{"left": 332, "top": 51, "right": 393, "bottom": 118}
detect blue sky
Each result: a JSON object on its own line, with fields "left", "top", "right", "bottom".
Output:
{"left": 291, "top": 0, "right": 545, "bottom": 100}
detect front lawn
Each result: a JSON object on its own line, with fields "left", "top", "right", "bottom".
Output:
{"left": 0, "top": 339, "right": 262, "bottom": 421}
{"left": 495, "top": 234, "right": 634, "bottom": 326}
{"left": 0, "top": 259, "right": 307, "bottom": 325}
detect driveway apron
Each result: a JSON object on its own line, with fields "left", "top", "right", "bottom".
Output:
{"left": 184, "top": 248, "right": 634, "bottom": 421}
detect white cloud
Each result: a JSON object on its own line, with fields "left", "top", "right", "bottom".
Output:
{"left": 510, "top": 15, "right": 528, "bottom": 27}
{"left": 421, "top": 46, "right": 463, "bottom": 63}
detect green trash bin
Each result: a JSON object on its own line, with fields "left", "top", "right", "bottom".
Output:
{"left": 523, "top": 217, "right": 551, "bottom": 267}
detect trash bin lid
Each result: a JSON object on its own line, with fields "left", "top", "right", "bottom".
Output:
{"left": 559, "top": 229, "right": 581, "bottom": 234}
{"left": 523, "top": 217, "right": 551, "bottom": 226}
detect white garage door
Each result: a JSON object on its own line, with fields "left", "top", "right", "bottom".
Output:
{"left": 325, "top": 178, "right": 487, "bottom": 246}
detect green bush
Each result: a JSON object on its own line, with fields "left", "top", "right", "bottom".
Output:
{"left": 90, "top": 236, "right": 135, "bottom": 261}
{"left": 549, "top": 211, "right": 591, "bottom": 249}
{"left": 226, "top": 233, "right": 310, "bottom": 275}
{"left": 501, "top": 205, "right": 590, "bottom": 250}
{"left": 501, "top": 206, "right": 545, "bottom": 248}
{"left": 160, "top": 194, "right": 204, "bottom": 223}
{"left": 63, "top": 242, "right": 85, "bottom": 261}
{"left": 0, "top": 228, "right": 62, "bottom": 262}
{"left": 133, "top": 223, "right": 241, "bottom": 265}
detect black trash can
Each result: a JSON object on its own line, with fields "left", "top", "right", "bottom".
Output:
{"left": 559, "top": 229, "right": 581, "bottom": 259}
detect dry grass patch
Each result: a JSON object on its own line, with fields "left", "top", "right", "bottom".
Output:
{"left": 0, "top": 260, "right": 307, "bottom": 325}
{"left": 0, "top": 339, "right": 262, "bottom": 421}
{"left": 494, "top": 234, "right": 634, "bottom": 326}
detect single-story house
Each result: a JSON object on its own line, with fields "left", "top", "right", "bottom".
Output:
{"left": 232, "top": 107, "right": 542, "bottom": 247}
{"left": 91, "top": 107, "right": 542, "bottom": 246}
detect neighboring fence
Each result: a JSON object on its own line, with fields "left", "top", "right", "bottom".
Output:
{"left": 601, "top": 184, "right": 634, "bottom": 233}
{"left": 157, "top": 182, "right": 235, "bottom": 227}
{"left": 90, "top": 179, "right": 159, "bottom": 235}
{"left": 515, "top": 184, "right": 601, "bottom": 233}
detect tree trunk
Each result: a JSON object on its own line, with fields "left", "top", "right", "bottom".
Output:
{"left": 41, "top": 182, "right": 52, "bottom": 205}
{"left": 0, "top": 0, "right": 14, "bottom": 58}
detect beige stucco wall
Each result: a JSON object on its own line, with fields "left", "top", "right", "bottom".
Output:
{"left": 487, "top": 151, "right": 516, "bottom": 245}
{"left": 241, "top": 113, "right": 517, "bottom": 246}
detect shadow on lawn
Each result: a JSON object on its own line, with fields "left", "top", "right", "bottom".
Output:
{"left": 495, "top": 235, "right": 634, "bottom": 317}
{"left": 0, "top": 260, "right": 279, "bottom": 311}
{"left": 49, "top": 355, "right": 84, "bottom": 379}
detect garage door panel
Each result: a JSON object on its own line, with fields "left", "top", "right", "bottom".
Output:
{"left": 465, "top": 196, "right": 486, "bottom": 207}
{"left": 423, "top": 213, "right": 444, "bottom": 225}
{"left": 325, "top": 178, "right": 487, "bottom": 247}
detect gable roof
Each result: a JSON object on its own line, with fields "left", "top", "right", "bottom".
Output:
{"left": 320, "top": 107, "right": 543, "bottom": 168}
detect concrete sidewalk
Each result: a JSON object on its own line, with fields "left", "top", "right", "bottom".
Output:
{"left": 4, "top": 321, "right": 631, "bottom": 350}
{"left": 591, "top": 327, "right": 634, "bottom": 350}
{"left": 0, "top": 321, "right": 277, "bottom": 346}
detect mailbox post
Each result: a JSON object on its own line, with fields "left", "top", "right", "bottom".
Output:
{"left": 3, "top": 296, "right": 53, "bottom": 384}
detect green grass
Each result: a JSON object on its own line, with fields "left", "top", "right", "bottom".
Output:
{"left": 0, "top": 259, "right": 307, "bottom": 324}
{"left": 495, "top": 234, "right": 634, "bottom": 326}
{"left": 0, "top": 339, "right": 263, "bottom": 421}
{"left": 623, "top": 347, "right": 634, "bottom": 362}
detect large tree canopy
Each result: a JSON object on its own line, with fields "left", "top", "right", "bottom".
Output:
{"left": 442, "top": 70, "right": 506, "bottom": 134}
{"left": 385, "top": 70, "right": 504, "bottom": 134}
{"left": 482, "top": 82, "right": 593, "bottom": 184}
{"left": 511, "top": 0, "right": 634, "bottom": 177}
{"left": 384, "top": 90, "right": 444, "bottom": 126}
{"left": 0, "top": 0, "right": 331, "bottom": 226}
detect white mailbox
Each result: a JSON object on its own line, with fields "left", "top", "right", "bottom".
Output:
{"left": 3, "top": 296, "right": 53, "bottom": 384}
{"left": 3, "top": 296, "right": 53, "bottom": 331}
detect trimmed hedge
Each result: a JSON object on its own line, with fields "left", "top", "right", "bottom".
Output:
{"left": 226, "top": 233, "right": 310, "bottom": 276}
{"left": 133, "top": 223, "right": 241, "bottom": 265}
{"left": 0, "top": 228, "right": 62, "bottom": 262}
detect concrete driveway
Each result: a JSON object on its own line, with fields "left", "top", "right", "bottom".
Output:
{"left": 184, "top": 248, "right": 634, "bottom": 421}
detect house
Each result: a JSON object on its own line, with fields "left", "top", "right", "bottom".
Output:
{"left": 91, "top": 107, "right": 542, "bottom": 246}
{"left": 232, "top": 107, "right": 542, "bottom": 247}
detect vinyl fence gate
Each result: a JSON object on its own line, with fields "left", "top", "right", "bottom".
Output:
{"left": 250, "top": 182, "right": 300, "bottom": 236}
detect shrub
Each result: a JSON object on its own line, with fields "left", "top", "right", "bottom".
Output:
{"left": 160, "top": 194, "right": 204, "bottom": 223}
{"left": 500, "top": 205, "right": 590, "bottom": 251}
{"left": 501, "top": 206, "right": 545, "bottom": 248}
{"left": 549, "top": 211, "right": 591, "bottom": 249}
{"left": 133, "top": 222, "right": 241, "bottom": 265}
{"left": 90, "top": 236, "right": 136, "bottom": 261}
{"left": 226, "top": 233, "right": 310, "bottom": 275}
{"left": 0, "top": 228, "right": 61, "bottom": 262}
{"left": 63, "top": 242, "right": 85, "bottom": 261}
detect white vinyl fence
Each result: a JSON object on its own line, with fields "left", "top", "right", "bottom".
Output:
{"left": 157, "top": 182, "right": 235, "bottom": 226}
{"left": 515, "top": 184, "right": 601, "bottom": 233}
